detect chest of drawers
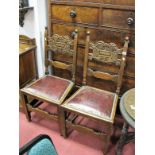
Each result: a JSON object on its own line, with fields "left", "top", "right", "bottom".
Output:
{"left": 48, "top": 0, "right": 135, "bottom": 94}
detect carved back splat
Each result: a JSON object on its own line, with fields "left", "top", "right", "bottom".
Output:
{"left": 89, "top": 41, "right": 122, "bottom": 65}
{"left": 48, "top": 34, "right": 74, "bottom": 56}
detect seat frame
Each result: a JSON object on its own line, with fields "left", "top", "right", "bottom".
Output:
{"left": 59, "top": 31, "right": 129, "bottom": 154}
{"left": 20, "top": 28, "right": 78, "bottom": 132}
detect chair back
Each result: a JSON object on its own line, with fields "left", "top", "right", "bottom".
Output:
{"left": 19, "top": 134, "right": 58, "bottom": 155}
{"left": 44, "top": 28, "right": 78, "bottom": 83}
{"left": 82, "top": 31, "right": 129, "bottom": 95}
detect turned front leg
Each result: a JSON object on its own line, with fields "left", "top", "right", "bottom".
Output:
{"left": 20, "top": 93, "right": 31, "bottom": 122}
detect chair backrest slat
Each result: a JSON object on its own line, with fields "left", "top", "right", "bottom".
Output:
{"left": 49, "top": 60, "right": 72, "bottom": 71}
{"left": 87, "top": 68, "right": 118, "bottom": 82}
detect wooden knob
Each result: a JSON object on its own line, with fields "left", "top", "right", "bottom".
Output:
{"left": 86, "top": 31, "right": 90, "bottom": 35}
{"left": 70, "top": 10, "right": 77, "bottom": 18}
{"left": 125, "top": 36, "right": 129, "bottom": 41}
{"left": 75, "top": 29, "right": 78, "bottom": 33}
{"left": 71, "top": 31, "right": 76, "bottom": 39}
{"left": 127, "top": 17, "right": 134, "bottom": 25}
{"left": 124, "top": 36, "right": 130, "bottom": 44}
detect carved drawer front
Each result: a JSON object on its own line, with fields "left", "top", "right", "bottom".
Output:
{"left": 102, "top": 9, "right": 135, "bottom": 29}
{"left": 51, "top": 5, "right": 99, "bottom": 25}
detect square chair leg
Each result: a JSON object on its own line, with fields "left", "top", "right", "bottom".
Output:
{"left": 20, "top": 93, "right": 31, "bottom": 122}
{"left": 59, "top": 107, "right": 67, "bottom": 138}
{"left": 103, "top": 124, "right": 113, "bottom": 155}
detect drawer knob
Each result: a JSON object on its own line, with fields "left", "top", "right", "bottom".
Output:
{"left": 71, "top": 31, "right": 77, "bottom": 39}
{"left": 127, "top": 17, "right": 134, "bottom": 25}
{"left": 70, "top": 10, "right": 77, "bottom": 18}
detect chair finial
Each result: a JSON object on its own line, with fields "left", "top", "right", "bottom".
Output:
{"left": 86, "top": 31, "right": 90, "bottom": 35}
{"left": 125, "top": 36, "right": 130, "bottom": 43}
{"left": 75, "top": 29, "right": 78, "bottom": 33}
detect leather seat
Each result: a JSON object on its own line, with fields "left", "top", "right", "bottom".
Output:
{"left": 62, "top": 86, "right": 118, "bottom": 123}
{"left": 21, "top": 75, "right": 74, "bottom": 104}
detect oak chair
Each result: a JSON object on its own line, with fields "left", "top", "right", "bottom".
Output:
{"left": 20, "top": 28, "right": 78, "bottom": 131}
{"left": 59, "top": 31, "right": 129, "bottom": 154}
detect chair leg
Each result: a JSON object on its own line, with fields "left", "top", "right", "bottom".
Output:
{"left": 103, "top": 135, "right": 110, "bottom": 155}
{"left": 20, "top": 93, "right": 31, "bottom": 122}
{"left": 58, "top": 107, "right": 67, "bottom": 138}
{"left": 103, "top": 124, "right": 113, "bottom": 155}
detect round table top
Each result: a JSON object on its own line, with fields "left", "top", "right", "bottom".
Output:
{"left": 120, "top": 88, "right": 135, "bottom": 128}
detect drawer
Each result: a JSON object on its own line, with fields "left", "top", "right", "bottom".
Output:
{"left": 51, "top": 5, "right": 99, "bottom": 25}
{"left": 52, "top": 24, "right": 102, "bottom": 43}
{"left": 52, "top": 24, "right": 86, "bottom": 42}
{"left": 66, "top": 0, "right": 134, "bottom": 6}
{"left": 102, "top": 9, "right": 135, "bottom": 29}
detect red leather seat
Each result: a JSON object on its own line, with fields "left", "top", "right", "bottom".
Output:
{"left": 63, "top": 86, "right": 118, "bottom": 123}
{"left": 21, "top": 75, "right": 74, "bottom": 104}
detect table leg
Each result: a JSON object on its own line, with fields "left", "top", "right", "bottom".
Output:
{"left": 116, "top": 122, "right": 129, "bottom": 155}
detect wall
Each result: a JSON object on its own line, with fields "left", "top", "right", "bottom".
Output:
{"left": 19, "top": 10, "right": 35, "bottom": 38}
{"left": 19, "top": 0, "right": 48, "bottom": 77}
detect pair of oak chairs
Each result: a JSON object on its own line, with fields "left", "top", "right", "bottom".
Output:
{"left": 20, "top": 28, "right": 129, "bottom": 154}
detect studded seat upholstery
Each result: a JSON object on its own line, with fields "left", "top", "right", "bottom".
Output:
{"left": 63, "top": 86, "right": 118, "bottom": 123}
{"left": 21, "top": 75, "right": 74, "bottom": 104}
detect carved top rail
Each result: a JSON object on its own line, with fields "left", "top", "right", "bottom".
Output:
{"left": 47, "top": 34, "right": 74, "bottom": 56}
{"left": 89, "top": 41, "right": 122, "bottom": 65}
